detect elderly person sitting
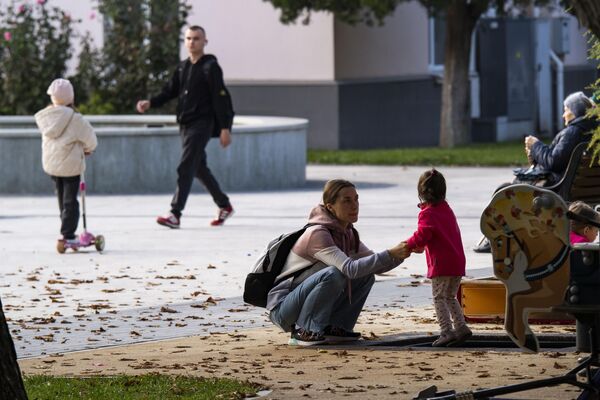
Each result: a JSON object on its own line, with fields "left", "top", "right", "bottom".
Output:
{"left": 474, "top": 91, "right": 598, "bottom": 253}
{"left": 524, "top": 91, "right": 597, "bottom": 186}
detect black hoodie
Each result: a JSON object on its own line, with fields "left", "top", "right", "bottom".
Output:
{"left": 150, "top": 54, "right": 234, "bottom": 132}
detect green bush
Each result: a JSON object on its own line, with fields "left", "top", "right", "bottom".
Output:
{"left": 0, "top": 0, "right": 74, "bottom": 114}
{"left": 88, "top": 0, "right": 190, "bottom": 114}
{"left": 587, "top": 36, "right": 600, "bottom": 163}
{"left": 0, "top": 0, "right": 190, "bottom": 115}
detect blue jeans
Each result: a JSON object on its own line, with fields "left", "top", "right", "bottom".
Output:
{"left": 269, "top": 266, "right": 375, "bottom": 334}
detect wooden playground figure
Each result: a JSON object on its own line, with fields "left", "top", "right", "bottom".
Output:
{"left": 480, "top": 184, "right": 571, "bottom": 352}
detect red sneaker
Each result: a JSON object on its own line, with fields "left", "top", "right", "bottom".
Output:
{"left": 210, "top": 206, "right": 234, "bottom": 226}
{"left": 157, "top": 213, "right": 180, "bottom": 229}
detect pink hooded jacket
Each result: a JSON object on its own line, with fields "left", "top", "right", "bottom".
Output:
{"left": 406, "top": 201, "right": 465, "bottom": 278}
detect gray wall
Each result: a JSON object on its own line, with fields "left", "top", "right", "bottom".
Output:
{"left": 229, "top": 77, "right": 442, "bottom": 150}
{"left": 229, "top": 83, "right": 339, "bottom": 150}
{"left": 0, "top": 117, "right": 307, "bottom": 194}
{"left": 337, "top": 76, "right": 442, "bottom": 149}
{"left": 564, "top": 65, "right": 598, "bottom": 99}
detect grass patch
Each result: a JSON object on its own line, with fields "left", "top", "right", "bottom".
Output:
{"left": 24, "top": 374, "right": 262, "bottom": 400}
{"left": 308, "top": 141, "right": 529, "bottom": 167}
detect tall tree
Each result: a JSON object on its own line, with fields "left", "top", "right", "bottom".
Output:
{"left": 91, "top": 0, "right": 190, "bottom": 114}
{"left": 264, "top": 0, "right": 546, "bottom": 147}
{"left": 563, "top": 0, "right": 600, "bottom": 163}
{"left": 563, "top": 0, "right": 600, "bottom": 39}
{"left": 0, "top": 298, "right": 28, "bottom": 400}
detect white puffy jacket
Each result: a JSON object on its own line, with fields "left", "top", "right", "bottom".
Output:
{"left": 34, "top": 106, "right": 97, "bottom": 177}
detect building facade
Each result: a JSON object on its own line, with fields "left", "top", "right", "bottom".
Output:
{"left": 3, "top": 0, "right": 596, "bottom": 149}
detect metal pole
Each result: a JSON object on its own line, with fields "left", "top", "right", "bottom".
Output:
{"left": 80, "top": 172, "right": 87, "bottom": 232}
{"left": 550, "top": 49, "right": 564, "bottom": 132}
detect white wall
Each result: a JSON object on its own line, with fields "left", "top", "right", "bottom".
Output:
{"left": 334, "top": 2, "right": 431, "bottom": 79}
{"left": 186, "top": 0, "right": 335, "bottom": 81}
{"left": 0, "top": 0, "right": 335, "bottom": 82}
{"left": 563, "top": 14, "right": 592, "bottom": 66}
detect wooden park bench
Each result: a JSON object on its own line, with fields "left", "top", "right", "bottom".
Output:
{"left": 547, "top": 141, "right": 600, "bottom": 206}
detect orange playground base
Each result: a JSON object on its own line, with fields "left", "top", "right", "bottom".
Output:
{"left": 458, "top": 278, "right": 575, "bottom": 324}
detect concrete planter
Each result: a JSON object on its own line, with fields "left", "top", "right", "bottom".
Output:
{"left": 0, "top": 115, "right": 308, "bottom": 194}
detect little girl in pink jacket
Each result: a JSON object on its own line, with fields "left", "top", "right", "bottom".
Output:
{"left": 403, "top": 168, "right": 471, "bottom": 347}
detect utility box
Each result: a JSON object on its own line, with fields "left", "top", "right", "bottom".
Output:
{"left": 478, "top": 18, "right": 536, "bottom": 123}
{"left": 551, "top": 17, "right": 570, "bottom": 56}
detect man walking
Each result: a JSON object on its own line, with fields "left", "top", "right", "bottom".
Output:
{"left": 136, "top": 25, "right": 234, "bottom": 228}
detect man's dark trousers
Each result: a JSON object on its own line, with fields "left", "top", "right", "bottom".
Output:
{"left": 170, "top": 118, "right": 230, "bottom": 218}
{"left": 52, "top": 175, "right": 80, "bottom": 239}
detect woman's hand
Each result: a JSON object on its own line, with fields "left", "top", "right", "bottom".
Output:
{"left": 388, "top": 242, "right": 410, "bottom": 261}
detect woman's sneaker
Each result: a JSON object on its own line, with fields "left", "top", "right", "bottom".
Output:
{"left": 290, "top": 328, "right": 327, "bottom": 346}
{"left": 157, "top": 213, "right": 180, "bottom": 229}
{"left": 323, "top": 326, "right": 361, "bottom": 343}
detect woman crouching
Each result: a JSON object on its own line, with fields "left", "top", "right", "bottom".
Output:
{"left": 267, "top": 179, "right": 407, "bottom": 345}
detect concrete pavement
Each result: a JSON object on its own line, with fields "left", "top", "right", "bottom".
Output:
{"left": 0, "top": 165, "right": 509, "bottom": 358}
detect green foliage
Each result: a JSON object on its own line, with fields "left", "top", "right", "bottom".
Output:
{"left": 94, "top": 0, "right": 190, "bottom": 114}
{"left": 265, "top": 0, "right": 403, "bottom": 25}
{"left": 147, "top": 0, "right": 188, "bottom": 95}
{"left": 586, "top": 36, "right": 600, "bottom": 164}
{"left": 96, "top": 0, "right": 148, "bottom": 113}
{"left": 264, "top": 0, "right": 552, "bottom": 25}
{"left": 0, "top": 0, "right": 75, "bottom": 114}
{"left": 70, "top": 32, "right": 102, "bottom": 107}
{"left": 0, "top": 0, "right": 190, "bottom": 115}
{"left": 24, "top": 374, "right": 261, "bottom": 399}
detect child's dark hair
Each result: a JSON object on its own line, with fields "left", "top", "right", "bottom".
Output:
{"left": 569, "top": 201, "right": 600, "bottom": 233}
{"left": 418, "top": 168, "right": 446, "bottom": 204}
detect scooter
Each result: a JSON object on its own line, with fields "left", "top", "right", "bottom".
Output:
{"left": 56, "top": 173, "right": 105, "bottom": 254}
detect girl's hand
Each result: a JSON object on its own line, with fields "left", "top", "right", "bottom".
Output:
{"left": 389, "top": 242, "right": 410, "bottom": 260}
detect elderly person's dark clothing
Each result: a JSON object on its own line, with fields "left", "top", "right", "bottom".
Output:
{"left": 529, "top": 115, "right": 598, "bottom": 186}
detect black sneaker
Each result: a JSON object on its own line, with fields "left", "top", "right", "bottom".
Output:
{"left": 290, "top": 328, "right": 327, "bottom": 346}
{"left": 323, "top": 326, "right": 361, "bottom": 343}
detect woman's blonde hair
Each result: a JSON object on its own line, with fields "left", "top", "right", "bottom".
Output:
{"left": 322, "top": 179, "right": 355, "bottom": 206}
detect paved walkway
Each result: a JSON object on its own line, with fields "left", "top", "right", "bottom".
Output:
{"left": 0, "top": 165, "right": 509, "bottom": 358}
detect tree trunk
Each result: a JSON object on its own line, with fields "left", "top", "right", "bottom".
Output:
{"left": 439, "top": 1, "right": 485, "bottom": 147}
{"left": 568, "top": 0, "right": 600, "bottom": 40}
{"left": 0, "top": 298, "right": 28, "bottom": 400}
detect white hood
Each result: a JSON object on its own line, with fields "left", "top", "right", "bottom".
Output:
{"left": 35, "top": 105, "right": 75, "bottom": 139}
{"left": 34, "top": 105, "right": 97, "bottom": 177}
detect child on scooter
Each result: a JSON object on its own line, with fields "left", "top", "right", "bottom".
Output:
{"left": 34, "top": 78, "right": 97, "bottom": 250}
